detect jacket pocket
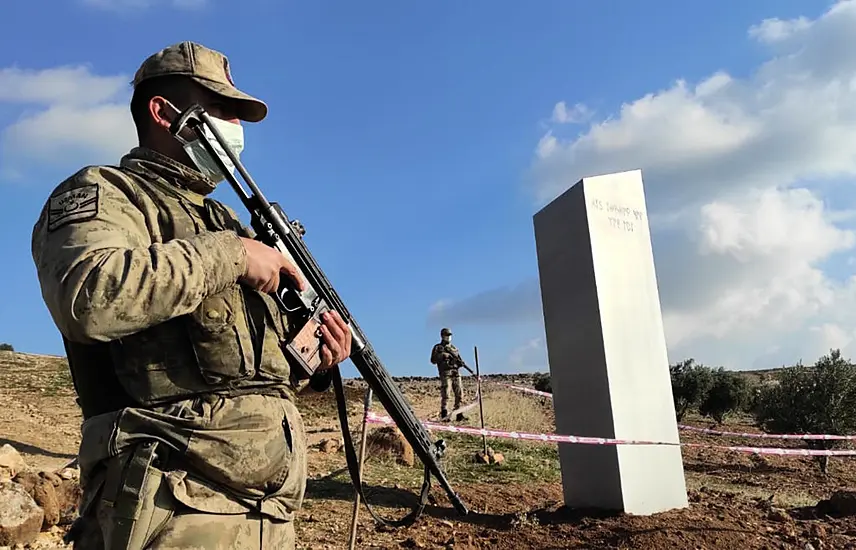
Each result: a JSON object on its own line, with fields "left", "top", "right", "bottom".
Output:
{"left": 267, "top": 399, "right": 307, "bottom": 510}
{"left": 186, "top": 284, "right": 256, "bottom": 384}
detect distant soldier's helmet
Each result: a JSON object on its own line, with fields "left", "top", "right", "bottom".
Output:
{"left": 440, "top": 328, "right": 452, "bottom": 337}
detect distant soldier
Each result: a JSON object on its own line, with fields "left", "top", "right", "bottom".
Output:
{"left": 430, "top": 327, "right": 472, "bottom": 421}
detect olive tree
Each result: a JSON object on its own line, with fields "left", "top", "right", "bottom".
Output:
{"left": 753, "top": 349, "right": 856, "bottom": 474}
{"left": 669, "top": 358, "right": 713, "bottom": 421}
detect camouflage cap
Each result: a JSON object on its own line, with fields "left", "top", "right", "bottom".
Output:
{"left": 132, "top": 41, "right": 267, "bottom": 122}
{"left": 440, "top": 327, "right": 452, "bottom": 336}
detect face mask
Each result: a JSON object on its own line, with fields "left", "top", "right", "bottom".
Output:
{"left": 168, "top": 101, "right": 244, "bottom": 184}
{"left": 442, "top": 336, "right": 451, "bottom": 343}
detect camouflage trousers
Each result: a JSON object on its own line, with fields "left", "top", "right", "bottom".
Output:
{"left": 439, "top": 369, "right": 463, "bottom": 414}
{"left": 71, "top": 492, "right": 296, "bottom": 549}
{"left": 70, "top": 436, "right": 298, "bottom": 550}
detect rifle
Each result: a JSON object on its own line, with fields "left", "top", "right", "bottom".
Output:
{"left": 438, "top": 344, "right": 474, "bottom": 375}
{"left": 169, "top": 105, "right": 469, "bottom": 527}
{"left": 449, "top": 354, "right": 474, "bottom": 375}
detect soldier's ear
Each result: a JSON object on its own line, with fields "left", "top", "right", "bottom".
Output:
{"left": 148, "top": 96, "right": 175, "bottom": 132}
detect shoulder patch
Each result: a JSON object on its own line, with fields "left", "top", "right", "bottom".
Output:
{"left": 47, "top": 185, "right": 99, "bottom": 232}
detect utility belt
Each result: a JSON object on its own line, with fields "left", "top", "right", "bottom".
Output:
{"left": 67, "top": 441, "right": 174, "bottom": 550}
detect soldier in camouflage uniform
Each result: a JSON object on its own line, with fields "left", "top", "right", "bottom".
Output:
{"left": 30, "top": 42, "right": 352, "bottom": 550}
{"left": 429, "top": 328, "right": 468, "bottom": 421}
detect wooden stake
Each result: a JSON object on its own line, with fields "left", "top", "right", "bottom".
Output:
{"left": 348, "top": 388, "right": 373, "bottom": 550}
{"left": 474, "top": 346, "right": 487, "bottom": 456}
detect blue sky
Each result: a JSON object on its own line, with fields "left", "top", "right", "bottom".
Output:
{"left": 1, "top": 0, "right": 849, "bottom": 377}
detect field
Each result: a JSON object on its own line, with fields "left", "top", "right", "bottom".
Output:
{"left": 2, "top": 350, "right": 856, "bottom": 549}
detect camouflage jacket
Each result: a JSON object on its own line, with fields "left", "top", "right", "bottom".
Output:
{"left": 430, "top": 342, "right": 463, "bottom": 372}
{"left": 31, "top": 147, "right": 306, "bottom": 521}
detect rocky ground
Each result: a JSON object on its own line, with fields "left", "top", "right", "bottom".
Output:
{"left": 1, "top": 350, "right": 856, "bottom": 549}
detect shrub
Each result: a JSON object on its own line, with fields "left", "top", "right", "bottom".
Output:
{"left": 532, "top": 372, "right": 552, "bottom": 394}
{"left": 669, "top": 359, "right": 713, "bottom": 421}
{"left": 753, "top": 349, "right": 856, "bottom": 473}
{"left": 0, "top": 343, "right": 12, "bottom": 352}
{"left": 698, "top": 367, "right": 750, "bottom": 424}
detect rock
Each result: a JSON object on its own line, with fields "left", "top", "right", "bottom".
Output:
{"left": 33, "top": 482, "right": 59, "bottom": 528}
{"left": 318, "top": 439, "right": 340, "bottom": 454}
{"left": 0, "top": 446, "right": 26, "bottom": 482}
{"left": 23, "top": 526, "right": 71, "bottom": 550}
{"left": 10, "top": 471, "right": 39, "bottom": 497}
{"left": 12, "top": 472, "right": 80, "bottom": 529}
{"left": 365, "top": 427, "right": 414, "bottom": 467}
{"left": 39, "top": 471, "right": 62, "bottom": 488}
{"left": 55, "top": 478, "right": 81, "bottom": 526}
{"left": 58, "top": 469, "right": 78, "bottom": 481}
{"left": 0, "top": 482, "right": 44, "bottom": 547}
{"left": 473, "top": 447, "right": 504, "bottom": 465}
{"left": 768, "top": 507, "right": 791, "bottom": 523}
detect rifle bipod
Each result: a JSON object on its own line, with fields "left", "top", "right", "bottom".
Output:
{"left": 332, "top": 370, "right": 437, "bottom": 528}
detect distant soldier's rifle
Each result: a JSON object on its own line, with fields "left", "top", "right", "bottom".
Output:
{"left": 443, "top": 346, "right": 474, "bottom": 375}
{"left": 169, "top": 105, "right": 469, "bottom": 527}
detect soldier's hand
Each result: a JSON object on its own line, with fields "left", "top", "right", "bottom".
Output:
{"left": 319, "top": 310, "right": 352, "bottom": 369}
{"left": 239, "top": 237, "right": 306, "bottom": 294}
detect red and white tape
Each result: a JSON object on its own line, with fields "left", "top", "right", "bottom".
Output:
{"left": 677, "top": 424, "right": 856, "bottom": 441}
{"left": 496, "top": 383, "right": 553, "bottom": 398}
{"left": 364, "top": 412, "right": 856, "bottom": 457}
{"left": 497, "top": 383, "right": 856, "bottom": 442}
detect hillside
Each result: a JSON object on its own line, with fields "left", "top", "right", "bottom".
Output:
{"left": 2, "top": 350, "right": 856, "bottom": 549}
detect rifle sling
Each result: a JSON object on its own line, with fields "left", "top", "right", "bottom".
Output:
{"left": 331, "top": 368, "right": 431, "bottom": 528}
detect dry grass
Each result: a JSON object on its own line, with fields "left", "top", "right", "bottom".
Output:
{"left": 465, "top": 389, "right": 555, "bottom": 434}
{"left": 0, "top": 351, "right": 74, "bottom": 396}
{"left": 346, "top": 388, "right": 562, "bottom": 488}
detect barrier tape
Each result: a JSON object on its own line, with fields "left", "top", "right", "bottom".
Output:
{"left": 364, "top": 412, "right": 856, "bottom": 457}
{"left": 496, "top": 383, "right": 553, "bottom": 398}
{"left": 677, "top": 424, "right": 856, "bottom": 441}
{"left": 496, "top": 382, "right": 856, "bottom": 442}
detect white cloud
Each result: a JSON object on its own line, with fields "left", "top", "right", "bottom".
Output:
{"left": 662, "top": 188, "right": 855, "bottom": 352}
{"left": 438, "top": 0, "right": 856, "bottom": 371}
{"left": 0, "top": 66, "right": 127, "bottom": 106}
{"left": 0, "top": 65, "right": 135, "bottom": 174}
{"left": 530, "top": 0, "right": 856, "bottom": 369}
{"left": 551, "top": 101, "right": 592, "bottom": 124}
{"left": 748, "top": 16, "right": 811, "bottom": 44}
{"left": 532, "top": 2, "right": 856, "bottom": 212}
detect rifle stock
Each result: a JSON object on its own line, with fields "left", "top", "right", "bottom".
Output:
{"left": 169, "top": 105, "right": 469, "bottom": 525}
